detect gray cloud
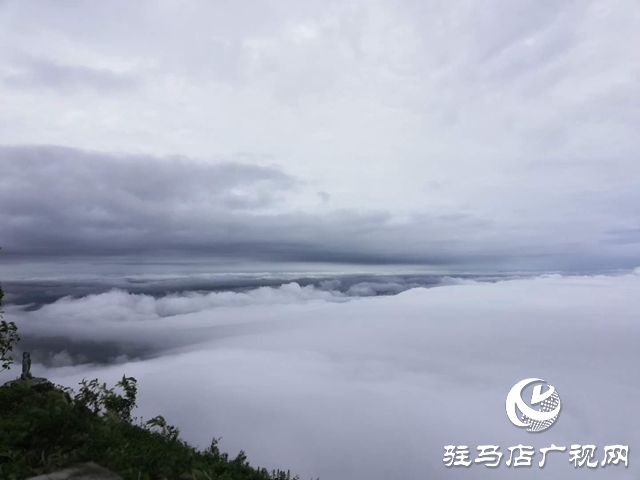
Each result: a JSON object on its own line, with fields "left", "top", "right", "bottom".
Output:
{"left": 2, "top": 144, "right": 640, "bottom": 272}
{"left": 2, "top": 55, "right": 137, "bottom": 92}
{"left": 0, "top": 1, "right": 637, "bottom": 270}
{"left": 0, "top": 144, "right": 500, "bottom": 268}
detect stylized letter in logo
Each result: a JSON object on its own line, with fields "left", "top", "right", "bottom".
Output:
{"left": 505, "top": 378, "right": 561, "bottom": 433}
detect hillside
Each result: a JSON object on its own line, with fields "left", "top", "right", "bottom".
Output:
{"left": 0, "top": 375, "right": 309, "bottom": 480}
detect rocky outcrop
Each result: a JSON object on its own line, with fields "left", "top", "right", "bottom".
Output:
{"left": 2, "top": 376, "right": 51, "bottom": 388}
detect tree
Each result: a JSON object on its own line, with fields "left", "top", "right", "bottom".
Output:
{"left": 0, "top": 246, "right": 20, "bottom": 372}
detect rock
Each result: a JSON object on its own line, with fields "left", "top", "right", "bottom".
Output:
{"left": 26, "top": 462, "right": 123, "bottom": 480}
{"left": 2, "top": 377, "right": 51, "bottom": 389}
{"left": 1, "top": 377, "right": 73, "bottom": 404}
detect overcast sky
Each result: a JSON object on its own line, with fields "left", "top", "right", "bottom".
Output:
{"left": 1, "top": 0, "right": 639, "bottom": 273}
{"left": 1, "top": 3, "right": 639, "bottom": 478}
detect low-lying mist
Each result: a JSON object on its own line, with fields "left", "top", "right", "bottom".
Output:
{"left": 2, "top": 272, "right": 638, "bottom": 479}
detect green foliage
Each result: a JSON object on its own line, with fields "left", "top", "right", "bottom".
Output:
{"left": 0, "top": 258, "right": 21, "bottom": 372}
{"left": 73, "top": 376, "right": 138, "bottom": 423}
{"left": 0, "top": 377, "right": 317, "bottom": 480}
{"left": 0, "top": 321, "right": 19, "bottom": 373}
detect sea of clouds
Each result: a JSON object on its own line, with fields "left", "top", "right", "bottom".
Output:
{"left": 2, "top": 272, "right": 639, "bottom": 479}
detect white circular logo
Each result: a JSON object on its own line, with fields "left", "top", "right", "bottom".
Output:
{"left": 505, "top": 378, "right": 561, "bottom": 433}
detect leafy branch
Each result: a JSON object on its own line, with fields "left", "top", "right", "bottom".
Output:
{"left": 0, "top": 249, "right": 21, "bottom": 373}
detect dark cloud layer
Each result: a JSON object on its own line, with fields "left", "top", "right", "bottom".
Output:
{"left": 0, "top": 145, "right": 492, "bottom": 267}
{"left": 2, "top": 145, "right": 639, "bottom": 272}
